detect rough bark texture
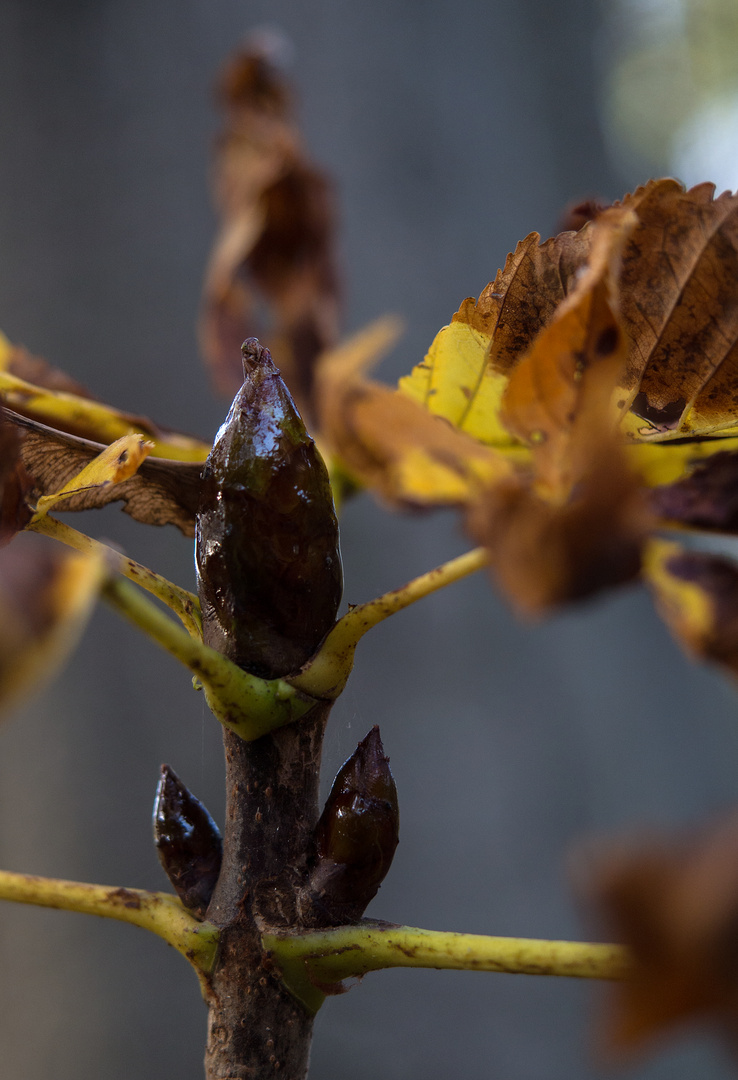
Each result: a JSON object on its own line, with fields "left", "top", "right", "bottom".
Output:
{"left": 202, "top": 701, "right": 332, "bottom": 1079}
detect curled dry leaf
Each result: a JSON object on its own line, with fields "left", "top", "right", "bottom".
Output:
{"left": 33, "top": 434, "right": 153, "bottom": 518}
{"left": 467, "top": 210, "right": 651, "bottom": 612}
{"left": 616, "top": 181, "right": 738, "bottom": 440}
{"left": 583, "top": 812, "right": 738, "bottom": 1058}
{"left": 320, "top": 179, "right": 738, "bottom": 620}
{"left": 499, "top": 206, "right": 637, "bottom": 495}
{"left": 467, "top": 452, "right": 646, "bottom": 614}
{"left": 200, "top": 41, "right": 340, "bottom": 421}
{"left": 0, "top": 536, "right": 107, "bottom": 716}
{"left": 3, "top": 409, "right": 203, "bottom": 536}
{"left": 399, "top": 179, "right": 738, "bottom": 489}
{"left": 649, "top": 451, "right": 738, "bottom": 532}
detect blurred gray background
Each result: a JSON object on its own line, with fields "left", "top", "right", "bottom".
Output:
{"left": 2, "top": 1, "right": 738, "bottom": 1078}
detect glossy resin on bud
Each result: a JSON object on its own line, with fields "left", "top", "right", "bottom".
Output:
{"left": 196, "top": 338, "right": 342, "bottom": 679}
{"left": 305, "top": 725, "right": 399, "bottom": 925}
{"left": 153, "top": 764, "right": 223, "bottom": 919}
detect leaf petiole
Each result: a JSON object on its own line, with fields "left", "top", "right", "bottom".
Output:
{"left": 27, "top": 513, "right": 202, "bottom": 638}
{"left": 290, "top": 547, "right": 489, "bottom": 699}
{"left": 0, "top": 869, "right": 219, "bottom": 977}
{"left": 264, "top": 922, "right": 631, "bottom": 1014}
{"left": 103, "top": 576, "right": 315, "bottom": 740}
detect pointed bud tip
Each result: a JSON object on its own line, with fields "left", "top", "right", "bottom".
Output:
{"left": 357, "top": 724, "right": 387, "bottom": 761}
{"left": 241, "top": 337, "right": 278, "bottom": 379}
{"left": 347, "top": 725, "right": 395, "bottom": 801}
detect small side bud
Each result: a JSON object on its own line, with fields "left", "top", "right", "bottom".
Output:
{"left": 153, "top": 764, "right": 223, "bottom": 918}
{"left": 304, "top": 726, "right": 399, "bottom": 925}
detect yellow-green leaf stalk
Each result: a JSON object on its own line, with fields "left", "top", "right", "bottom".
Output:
{"left": 291, "top": 547, "right": 489, "bottom": 700}
{"left": 264, "top": 922, "right": 631, "bottom": 1014}
{"left": 28, "top": 513, "right": 202, "bottom": 638}
{"left": 0, "top": 869, "right": 219, "bottom": 976}
{"left": 103, "top": 576, "right": 315, "bottom": 740}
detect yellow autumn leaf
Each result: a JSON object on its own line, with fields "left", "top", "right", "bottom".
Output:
{"left": 398, "top": 227, "right": 592, "bottom": 456}
{"left": 34, "top": 435, "right": 154, "bottom": 518}
{"left": 398, "top": 294, "right": 515, "bottom": 451}
{"left": 316, "top": 319, "right": 513, "bottom": 507}
{"left": 397, "top": 181, "right": 738, "bottom": 496}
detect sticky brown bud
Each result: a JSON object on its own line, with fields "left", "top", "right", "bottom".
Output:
{"left": 196, "top": 338, "right": 342, "bottom": 679}
{"left": 153, "top": 764, "right": 223, "bottom": 918}
{"left": 305, "top": 726, "right": 399, "bottom": 925}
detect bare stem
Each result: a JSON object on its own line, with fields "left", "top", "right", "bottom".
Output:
{"left": 28, "top": 513, "right": 202, "bottom": 638}
{"left": 264, "top": 922, "right": 631, "bottom": 1014}
{"left": 102, "top": 576, "right": 315, "bottom": 740}
{"left": 0, "top": 869, "right": 219, "bottom": 975}
{"left": 291, "top": 547, "right": 489, "bottom": 699}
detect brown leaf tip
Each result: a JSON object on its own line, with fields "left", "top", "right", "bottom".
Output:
{"left": 217, "top": 35, "right": 292, "bottom": 115}
{"left": 651, "top": 452, "right": 738, "bottom": 532}
{"left": 556, "top": 197, "right": 610, "bottom": 234}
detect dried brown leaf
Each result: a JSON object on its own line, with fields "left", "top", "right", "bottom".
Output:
{"left": 467, "top": 452, "right": 646, "bottom": 614}
{"left": 485, "top": 179, "right": 738, "bottom": 437}
{"left": 480, "top": 230, "right": 592, "bottom": 379}
{"left": 466, "top": 208, "right": 651, "bottom": 612}
{"left": 650, "top": 451, "right": 738, "bottom": 532}
{"left": 200, "top": 42, "right": 340, "bottom": 420}
{"left": 584, "top": 813, "right": 738, "bottom": 1058}
{"left": 3, "top": 408, "right": 202, "bottom": 535}
{"left": 614, "top": 181, "right": 738, "bottom": 437}
{"left": 500, "top": 206, "right": 636, "bottom": 494}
